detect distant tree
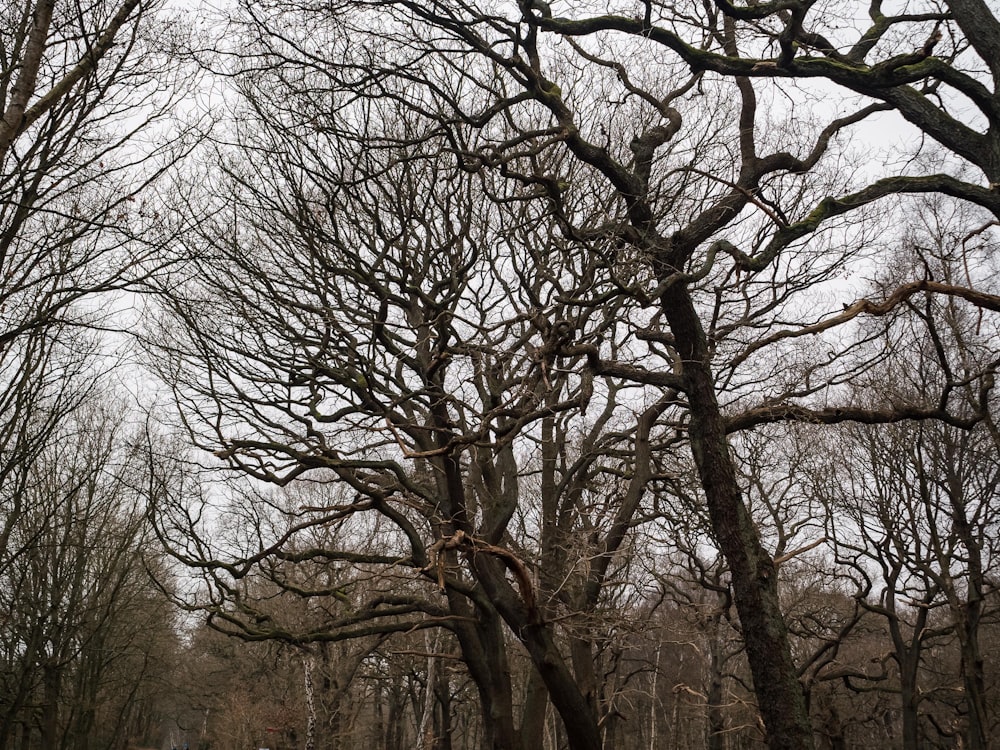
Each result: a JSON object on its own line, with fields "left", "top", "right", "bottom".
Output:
{"left": 0, "top": 394, "right": 179, "bottom": 750}
{"left": 802, "top": 208, "right": 1000, "bottom": 749}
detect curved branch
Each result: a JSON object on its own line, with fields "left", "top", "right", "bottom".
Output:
{"left": 726, "top": 403, "right": 982, "bottom": 433}
{"left": 730, "top": 175, "right": 1000, "bottom": 273}
{"left": 731, "top": 279, "right": 1000, "bottom": 370}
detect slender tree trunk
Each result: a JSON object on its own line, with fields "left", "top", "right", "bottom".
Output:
{"left": 18, "top": 720, "right": 31, "bottom": 750}
{"left": 518, "top": 667, "right": 548, "bottom": 750}
{"left": 434, "top": 651, "right": 453, "bottom": 750}
{"left": 417, "top": 632, "right": 439, "bottom": 750}
{"left": 303, "top": 655, "right": 316, "bottom": 750}
{"left": 817, "top": 701, "right": 845, "bottom": 750}
{"left": 648, "top": 644, "right": 660, "bottom": 750}
{"left": 373, "top": 681, "right": 385, "bottom": 750}
{"left": 386, "top": 686, "right": 405, "bottom": 750}
{"left": 707, "top": 625, "right": 726, "bottom": 750}
{"left": 660, "top": 289, "right": 813, "bottom": 750}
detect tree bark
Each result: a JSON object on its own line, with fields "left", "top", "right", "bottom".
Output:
{"left": 448, "top": 596, "right": 519, "bottom": 750}
{"left": 417, "top": 632, "right": 439, "bottom": 750}
{"left": 707, "top": 623, "right": 726, "bottom": 750}
{"left": 40, "top": 662, "right": 60, "bottom": 750}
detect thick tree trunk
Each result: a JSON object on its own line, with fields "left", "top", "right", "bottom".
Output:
{"left": 434, "top": 405, "right": 601, "bottom": 750}
{"left": 660, "top": 288, "right": 814, "bottom": 750}
{"left": 448, "top": 595, "right": 519, "bottom": 750}
{"left": 945, "top": 463, "right": 988, "bottom": 750}
{"left": 517, "top": 623, "right": 602, "bottom": 750}
{"left": 960, "top": 630, "right": 987, "bottom": 750}
{"left": 900, "top": 677, "right": 920, "bottom": 750}
{"left": 569, "top": 638, "right": 599, "bottom": 719}
{"left": 466, "top": 546, "right": 602, "bottom": 750}
{"left": 888, "top": 605, "right": 926, "bottom": 750}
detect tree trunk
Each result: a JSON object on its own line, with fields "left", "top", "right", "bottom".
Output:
{"left": 959, "top": 630, "right": 987, "bottom": 750}
{"left": 386, "top": 684, "right": 405, "bottom": 750}
{"left": 944, "top": 459, "right": 988, "bottom": 750}
{"left": 434, "top": 653, "right": 453, "bottom": 750}
{"left": 303, "top": 655, "right": 316, "bottom": 750}
{"left": 569, "top": 638, "right": 599, "bottom": 720}
{"left": 660, "top": 288, "right": 814, "bottom": 750}
{"left": 467, "top": 546, "right": 602, "bottom": 750}
{"left": 900, "top": 676, "right": 920, "bottom": 750}
{"left": 707, "top": 624, "right": 726, "bottom": 750}
{"left": 417, "top": 632, "right": 439, "bottom": 750}
{"left": 448, "top": 596, "right": 519, "bottom": 750}
{"left": 518, "top": 667, "right": 548, "bottom": 750}
{"left": 40, "top": 662, "right": 60, "bottom": 750}
{"left": 518, "top": 623, "right": 602, "bottom": 750}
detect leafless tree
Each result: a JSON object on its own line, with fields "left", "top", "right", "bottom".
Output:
{"left": 149, "top": 1, "right": 1000, "bottom": 748}
{"left": 794, "top": 208, "right": 1000, "bottom": 748}
{"left": 0, "top": 0, "right": 196, "bottom": 577}
{"left": 0, "top": 4, "right": 197, "bottom": 748}
{"left": 0, "top": 393, "right": 179, "bottom": 750}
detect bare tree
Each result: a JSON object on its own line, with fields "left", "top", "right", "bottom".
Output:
{"left": 0, "top": 5, "right": 196, "bottom": 748}
{"left": 814, "top": 356, "right": 1000, "bottom": 745}
{"left": 0, "top": 393, "right": 179, "bottom": 750}
{"left": 143, "top": 62, "right": 706, "bottom": 746}
{"left": 0, "top": 0, "right": 195, "bottom": 574}
{"left": 150, "top": 1, "right": 1000, "bottom": 748}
